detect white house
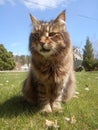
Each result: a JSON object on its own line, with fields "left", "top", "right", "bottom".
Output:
{"left": 73, "top": 47, "right": 83, "bottom": 69}
{"left": 21, "top": 64, "right": 29, "bottom": 71}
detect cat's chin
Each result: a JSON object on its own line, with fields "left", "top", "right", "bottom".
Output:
{"left": 40, "top": 48, "right": 51, "bottom": 53}
{"left": 39, "top": 49, "right": 53, "bottom": 58}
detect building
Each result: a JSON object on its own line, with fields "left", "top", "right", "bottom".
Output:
{"left": 73, "top": 47, "right": 83, "bottom": 69}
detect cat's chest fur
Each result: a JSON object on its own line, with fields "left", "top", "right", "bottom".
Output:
{"left": 31, "top": 53, "right": 70, "bottom": 87}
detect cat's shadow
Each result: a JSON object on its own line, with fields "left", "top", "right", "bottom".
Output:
{"left": 0, "top": 95, "right": 39, "bottom": 118}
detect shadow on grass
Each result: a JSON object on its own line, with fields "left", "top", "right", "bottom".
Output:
{"left": 0, "top": 96, "right": 40, "bottom": 118}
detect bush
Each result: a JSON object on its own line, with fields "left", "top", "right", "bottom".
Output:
{"left": 75, "top": 66, "right": 84, "bottom": 72}
{"left": 93, "top": 60, "right": 98, "bottom": 71}
{"left": 0, "top": 44, "right": 16, "bottom": 70}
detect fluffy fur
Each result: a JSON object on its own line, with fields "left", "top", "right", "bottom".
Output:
{"left": 22, "top": 10, "right": 75, "bottom": 112}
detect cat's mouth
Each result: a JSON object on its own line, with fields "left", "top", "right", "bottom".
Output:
{"left": 40, "top": 48, "right": 51, "bottom": 53}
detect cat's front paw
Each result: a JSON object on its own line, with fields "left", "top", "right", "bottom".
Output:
{"left": 41, "top": 104, "right": 52, "bottom": 113}
{"left": 52, "top": 102, "right": 62, "bottom": 112}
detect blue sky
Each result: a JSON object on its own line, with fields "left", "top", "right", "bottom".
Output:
{"left": 0, "top": 0, "right": 98, "bottom": 55}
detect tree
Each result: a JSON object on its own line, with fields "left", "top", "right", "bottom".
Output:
{"left": 82, "top": 37, "right": 94, "bottom": 71}
{"left": 0, "top": 44, "right": 16, "bottom": 70}
{"left": 14, "top": 55, "right": 31, "bottom": 66}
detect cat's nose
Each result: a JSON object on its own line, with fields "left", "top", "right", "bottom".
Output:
{"left": 40, "top": 36, "right": 46, "bottom": 43}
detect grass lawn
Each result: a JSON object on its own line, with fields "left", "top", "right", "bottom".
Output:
{"left": 0, "top": 71, "right": 98, "bottom": 130}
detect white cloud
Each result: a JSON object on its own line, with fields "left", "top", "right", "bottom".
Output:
{"left": 7, "top": 0, "right": 16, "bottom": 5}
{"left": 0, "top": 0, "right": 15, "bottom": 5}
{"left": 0, "top": 0, "right": 75, "bottom": 10}
{"left": 0, "top": 0, "right": 5, "bottom": 5}
{"left": 21, "top": 0, "right": 74, "bottom": 10}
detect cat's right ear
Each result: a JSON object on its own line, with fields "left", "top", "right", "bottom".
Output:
{"left": 30, "top": 14, "right": 39, "bottom": 28}
{"left": 55, "top": 10, "right": 66, "bottom": 25}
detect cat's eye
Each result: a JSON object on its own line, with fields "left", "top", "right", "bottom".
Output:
{"left": 32, "top": 32, "right": 40, "bottom": 40}
{"left": 34, "top": 33, "right": 39, "bottom": 37}
{"left": 49, "top": 32, "right": 56, "bottom": 36}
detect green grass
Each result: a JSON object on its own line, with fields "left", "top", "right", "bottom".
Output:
{"left": 0, "top": 71, "right": 98, "bottom": 130}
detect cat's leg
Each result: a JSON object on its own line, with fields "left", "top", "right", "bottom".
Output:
{"left": 37, "top": 85, "right": 52, "bottom": 113}
{"left": 51, "top": 88, "right": 63, "bottom": 112}
{"left": 62, "top": 71, "right": 75, "bottom": 102}
{"left": 22, "top": 72, "right": 37, "bottom": 105}
{"left": 52, "top": 97, "right": 62, "bottom": 112}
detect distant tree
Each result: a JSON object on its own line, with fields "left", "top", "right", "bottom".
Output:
{"left": 26, "top": 55, "right": 31, "bottom": 66}
{"left": 20, "top": 55, "right": 26, "bottom": 65}
{"left": 0, "top": 44, "right": 16, "bottom": 70}
{"left": 93, "top": 59, "right": 98, "bottom": 70}
{"left": 14, "top": 55, "right": 19, "bottom": 62}
{"left": 14, "top": 55, "right": 31, "bottom": 66}
{"left": 82, "top": 37, "right": 94, "bottom": 71}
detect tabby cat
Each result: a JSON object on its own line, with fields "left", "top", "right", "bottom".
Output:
{"left": 22, "top": 10, "right": 75, "bottom": 113}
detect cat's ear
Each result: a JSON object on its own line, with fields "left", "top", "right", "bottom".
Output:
{"left": 55, "top": 10, "right": 66, "bottom": 24}
{"left": 30, "top": 14, "right": 39, "bottom": 28}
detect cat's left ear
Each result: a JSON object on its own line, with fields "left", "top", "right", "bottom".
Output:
{"left": 55, "top": 10, "right": 66, "bottom": 24}
{"left": 30, "top": 14, "right": 40, "bottom": 28}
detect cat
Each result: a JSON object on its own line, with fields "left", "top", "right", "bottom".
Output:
{"left": 22, "top": 10, "right": 75, "bottom": 113}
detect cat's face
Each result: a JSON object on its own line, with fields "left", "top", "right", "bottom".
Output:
{"left": 29, "top": 11, "right": 66, "bottom": 58}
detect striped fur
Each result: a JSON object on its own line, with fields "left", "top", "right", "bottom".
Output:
{"left": 22, "top": 10, "right": 75, "bottom": 112}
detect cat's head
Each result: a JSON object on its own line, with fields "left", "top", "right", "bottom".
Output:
{"left": 29, "top": 10, "right": 67, "bottom": 58}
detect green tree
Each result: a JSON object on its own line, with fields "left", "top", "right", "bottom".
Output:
{"left": 82, "top": 37, "right": 94, "bottom": 71}
{"left": 0, "top": 44, "right": 16, "bottom": 70}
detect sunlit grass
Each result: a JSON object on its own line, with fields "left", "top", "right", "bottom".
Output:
{"left": 0, "top": 71, "right": 98, "bottom": 130}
